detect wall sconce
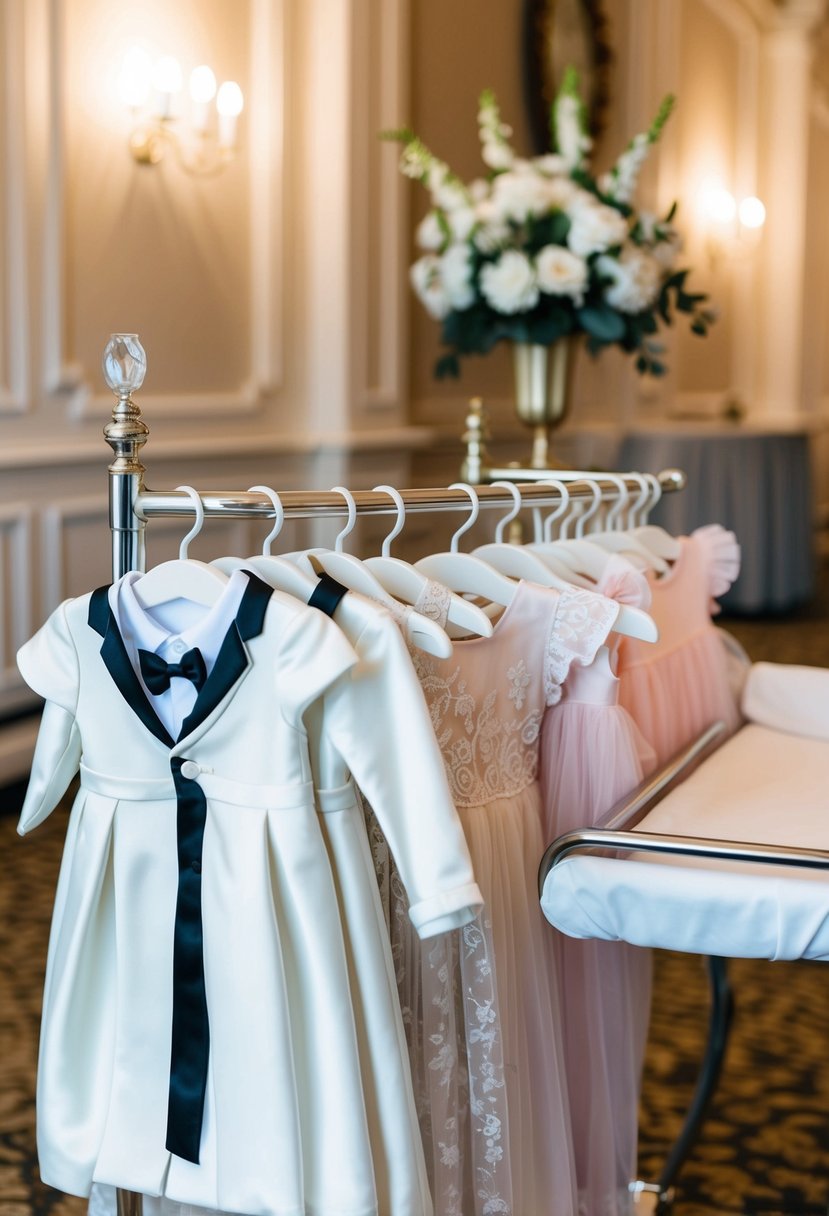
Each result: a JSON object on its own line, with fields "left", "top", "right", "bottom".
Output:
{"left": 698, "top": 181, "right": 766, "bottom": 268}
{"left": 117, "top": 48, "right": 244, "bottom": 177}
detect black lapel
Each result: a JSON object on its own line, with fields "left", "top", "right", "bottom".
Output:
{"left": 88, "top": 586, "right": 176, "bottom": 749}
{"left": 177, "top": 572, "right": 273, "bottom": 742}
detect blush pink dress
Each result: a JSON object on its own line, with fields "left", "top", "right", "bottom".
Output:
{"left": 617, "top": 525, "right": 742, "bottom": 771}
{"left": 539, "top": 559, "right": 656, "bottom": 1216}
{"left": 409, "top": 578, "right": 620, "bottom": 1216}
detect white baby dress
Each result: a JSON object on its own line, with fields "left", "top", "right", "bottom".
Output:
{"left": 17, "top": 569, "right": 483, "bottom": 1216}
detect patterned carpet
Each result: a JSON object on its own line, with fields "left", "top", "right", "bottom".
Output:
{"left": 1, "top": 571, "right": 828, "bottom": 1215}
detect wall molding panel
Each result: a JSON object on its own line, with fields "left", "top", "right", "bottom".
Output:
{"left": 40, "top": 495, "right": 109, "bottom": 614}
{"left": 0, "top": 0, "right": 31, "bottom": 415}
{"left": 0, "top": 506, "right": 33, "bottom": 696}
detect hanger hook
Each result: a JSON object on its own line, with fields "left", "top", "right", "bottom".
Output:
{"left": 489, "top": 481, "right": 522, "bottom": 543}
{"left": 330, "top": 485, "right": 357, "bottom": 552}
{"left": 175, "top": 485, "right": 205, "bottom": 559}
{"left": 600, "top": 473, "right": 628, "bottom": 530}
{"left": 541, "top": 479, "right": 571, "bottom": 542}
{"left": 626, "top": 472, "right": 650, "bottom": 529}
{"left": 248, "top": 485, "right": 284, "bottom": 556}
{"left": 373, "top": 484, "right": 406, "bottom": 557}
{"left": 448, "top": 482, "right": 480, "bottom": 553}
{"left": 574, "top": 479, "right": 602, "bottom": 538}
{"left": 644, "top": 472, "right": 662, "bottom": 522}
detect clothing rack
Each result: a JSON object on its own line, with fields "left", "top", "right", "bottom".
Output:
{"left": 103, "top": 393, "right": 686, "bottom": 580}
{"left": 103, "top": 390, "right": 690, "bottom": 1216}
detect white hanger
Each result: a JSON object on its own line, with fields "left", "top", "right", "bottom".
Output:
{"left": 287, "top": 486, "right": 452, "bottom": 658}
{"left": 415, "top": 483, "right": 519, "bottom": 607}
{"left": 212, "top": 486, "right": 319, "bottom": 602}
{"left": 627, "top": 472, "right": 681, "bottom": 561}
{"left": 133, "top": 485, "right": 229, "bottom": 609}
{"left": 363, "top": 485, "right": 493, "bottom": 637}
{"left": 522, "top": 480, "right": 596, "bottom": 587}
{"left": 578, "top": 474, "right": 669, "bottom": 573}
{"left": 534, "top": 479, "right": 617, "bottom": 581}
{"left": 474, "top": 482, "right": 578, "bottom": 588}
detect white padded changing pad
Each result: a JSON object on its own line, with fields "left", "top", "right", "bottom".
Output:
{"left": 540, "top": 722, "right": 829, "bottom": 961}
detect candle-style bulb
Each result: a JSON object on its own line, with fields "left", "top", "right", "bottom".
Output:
{"left": 216, "top": 81, "right": 244, "bottom": 148}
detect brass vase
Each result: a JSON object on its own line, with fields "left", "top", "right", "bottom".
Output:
{"left": 512, "top": 338, "right": 577, "bottom": 469}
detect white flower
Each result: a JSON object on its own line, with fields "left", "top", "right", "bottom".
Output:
{"left": 410, "top": 254, "right": 451, "bottom": 319}
{"left": 601, "top": 132, "right": 651, "bottom": 203}
{"left": 535, "top": 245, "right": 588, "bottom": 304}
{"left": 567, "top": 201, "right": 628, "bottom": 257}
{"left": 468, "top": 177, "right": 490, "bottom": 203}
{"left": 447, "top": 205, "right": 476, "bottom": 243}
{"left": 473, "top": 219, "right": 511, "bottom": 254}
{"left": 434, "top": 180, "right": 468, "bottom": 212}
{"left": 416, "top": 211, "right": 445, "bottom": 251}
{"left": 440, "top": 244, "right": 475, "bottom": 310}
{"left": 490, "top": 170, "right": 551, "bottom": 223}
{"left": 480, "top": 251, "right": 539, "bottom": 314}
{"left": 481, "top": 140, "right": 514, "bottom": 170}
{"left": 555, "top": 94, "right": 591, "bottom": 170}
{"left": 533, "top": 153, "right": 567, "bottom": 176}
{"left": 597, "top": 245, "right": 663, "bottom": 313}
{"left": 544, "top": 177, "right": 579, "bottom": 210}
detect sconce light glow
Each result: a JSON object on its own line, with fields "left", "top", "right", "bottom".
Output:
{"left": 217, "top": 81, "right": 244, "bottom": 149}
{"left": 216, "top": 81, "right": 244, "bottom": 118}
{"left": 190, "top": 65, "right": 217, "bottom": 104}
{"left": 700, "top": 183, "right": 737, "bottom": 225}
{"left": 118, "top": 47, "right": 153, "bottom": 109}
{"left": 153, "top": 55, "right": 183, "bottom": 96}
{"left": 738, "top": 195, "right": 766, "bottom": 230}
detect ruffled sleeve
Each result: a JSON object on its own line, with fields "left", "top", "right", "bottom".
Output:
{"left": 691, "top": 524, "right": 741, "bottom": 615}
{"left": 17, "top": 599, "right": 80, "bottom": 712}
{"left": 544, "top": 585, "right": 620, "bottom": 706}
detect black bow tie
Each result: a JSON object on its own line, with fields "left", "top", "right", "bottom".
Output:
{"left": 138, "top": 647, "right": 207, "bottom": 696}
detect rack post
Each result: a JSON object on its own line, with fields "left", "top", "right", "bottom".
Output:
{"left": 104, "top": 390, "right": 149, "bottom": 579}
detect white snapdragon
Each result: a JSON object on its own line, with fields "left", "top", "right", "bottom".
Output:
{"left": 567, "top": 200, "right": 628, "bottom": 257}
{"left": 416, "top": 211, "right": 445, "bottom": 251}
{"left": 600, "top": 132, "right": 650, "bottom": 203}
{"left": 535, "top": 245, "right": 588, "bottom": 305}
{"left": 555, "top": 94, "right": 588, "bottom": 169}
{"left": 480, "top": 251, "right": 539, "bottom": 314}
{"left": 440, "top": 244, "right": 476, "bottom": 310}
{"left": 410, "top": 255, "right": 451, "bottom": 319}
{"left": 596, "top": 246, "right": 662, "bottom": 313}
{"left": 478, "top": 89, "right": 515, "bottom": 171}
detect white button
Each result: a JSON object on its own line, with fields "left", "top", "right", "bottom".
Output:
{"left": 171, "top": 639, "right": 187, "bottom": 655}
{"left": 180, "top": 761, "right": 200, "bottom": 780}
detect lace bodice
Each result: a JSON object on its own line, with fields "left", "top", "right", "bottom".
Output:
{"left": 414, "top": 581, "right": 619, "bottom": 808}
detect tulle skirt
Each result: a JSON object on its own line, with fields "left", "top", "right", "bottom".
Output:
{"left": 540, "top": 700, "right": 655, "bottom": 1216}
{"left": 618, "top": 627, "right": 741, "bottom": 772}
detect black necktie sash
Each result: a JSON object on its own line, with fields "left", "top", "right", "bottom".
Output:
{"left": 139, "top": 647, "right": 207, "bottom": 695}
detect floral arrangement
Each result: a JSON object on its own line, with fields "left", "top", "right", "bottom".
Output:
{"left": 385, "top": 69, "right": 714, "bottom": 378}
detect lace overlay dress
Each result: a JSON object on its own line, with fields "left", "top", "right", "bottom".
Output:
{"left": 393, "top": 578, "right": 620, "bottom": 1216}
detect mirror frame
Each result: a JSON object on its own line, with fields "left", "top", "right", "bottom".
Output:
{"left": 523, "top": 0, "right": 614, "bottom": 155}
